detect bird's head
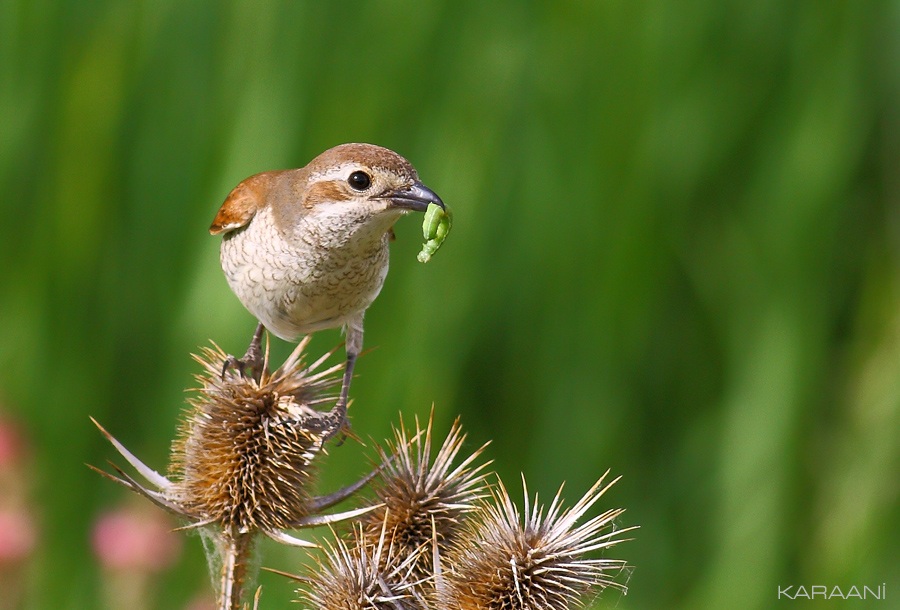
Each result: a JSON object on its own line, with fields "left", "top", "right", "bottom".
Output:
{"left": 209, "top": 143, "right": 443, "bottom": 243}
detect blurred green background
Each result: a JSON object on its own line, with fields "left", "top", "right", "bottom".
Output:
{"left": 1, "top": 1, "right": 897, "bottom": 608}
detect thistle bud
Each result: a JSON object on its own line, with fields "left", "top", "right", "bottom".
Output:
{"left": 363, "top": 413, "right": 491, "bottom": 577}
{"left": 301, "top": 519, "right": 428, "bottom": 610}
{"left": 167, "top": 340, "right": 341, "bottom": 533}
{"left": 92, "top": 337, "right": 381, "bottom": 610}
{"left": 437, "top": 473, "right": 635, "bottom": 610}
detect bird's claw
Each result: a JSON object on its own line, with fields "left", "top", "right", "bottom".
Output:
{"left": 333, "top": 417, "right": 358, "bottom": 447}
{"left": 302, "top": 395, "right": 352, "bottom": 444}
{"left": 220, "top": 354, "right": 260, "bottom": 381}
{"left": 221, "top": 323, "right": 266, "bottom": 382}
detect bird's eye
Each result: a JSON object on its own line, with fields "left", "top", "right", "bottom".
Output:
{"left": 348, "top": 171, "right": 372, "bottom": 191}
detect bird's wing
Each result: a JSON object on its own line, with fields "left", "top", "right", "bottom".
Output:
{"left": 209, "top": 172, "right": 274, "bottom": 235}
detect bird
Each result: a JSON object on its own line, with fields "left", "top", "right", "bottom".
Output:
{"left": 209, "top": 143, "right": 444, "bottom": 436}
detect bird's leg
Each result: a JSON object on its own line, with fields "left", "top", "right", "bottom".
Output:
{"left": 324, "top": 317, "right": 363, "bottom": 441}
{"left": 222, "top": 322, "right": 266, "bottom": 382}
{"left": 242, "top": 322, "right": 266, "bottom": 379}
{"left": 333, "top": 352, "right": 356, "bottom": 428}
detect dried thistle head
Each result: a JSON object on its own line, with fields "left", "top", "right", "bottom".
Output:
{"left": 364, "top": 412, "right": 491, "bottom": 574}
{"left": 300, "top": 519, "right": 428, "bottom": 610}
{"left": 92, "top": 337, "right": 378, "bottom": 544}
{"left": 91, "top": 337, "right": 385, "bottom": 610}
{"left": 437, "top": 472, "right": 635, "bottom": 610}
{"left": 167, "top": 338, "right": 343, "bottom": 533}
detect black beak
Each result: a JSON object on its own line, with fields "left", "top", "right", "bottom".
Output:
{"left": 383, "top": 181, "right": 445, "bottom": 212}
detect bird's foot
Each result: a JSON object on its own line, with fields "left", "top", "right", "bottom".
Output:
{"left": 301, "top": 348, "right": 356, "bottom": 443}
{"left": 220, "top": 354, "right": 262, "bottom": 381}
{"left": 333, "top": 410, "right": 358, "bottom": 447}
{"left": 324, "top": 397, "right": 351, "bottom": 443}
{"left": 221, "top": 323, "right": 266, "bottom": 382}
{"left": 303, "top": 393, "right": 355, "bottom": 444}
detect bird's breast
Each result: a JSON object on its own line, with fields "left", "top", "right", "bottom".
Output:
{"left": 219, "top": 207, "right": 392, "bottom": 340}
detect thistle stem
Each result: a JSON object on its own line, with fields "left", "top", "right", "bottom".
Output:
{"left": 219, "top": 529, "right": 255, "bottom": 610}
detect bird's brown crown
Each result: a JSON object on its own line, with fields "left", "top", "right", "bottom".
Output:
{"left": 305, "top": 143, "right": 416, "bottom": 180}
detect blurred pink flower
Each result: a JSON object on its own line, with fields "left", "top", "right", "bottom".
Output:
{"left": 0, "top": 508, "right": 37, "bottom": 564}
{"left": 91, "top": 507, "right": 182, "bottom": 572}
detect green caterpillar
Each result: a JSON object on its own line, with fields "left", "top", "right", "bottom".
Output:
{"left": 417, "top": 202, "right": 452, "bottom": 263}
